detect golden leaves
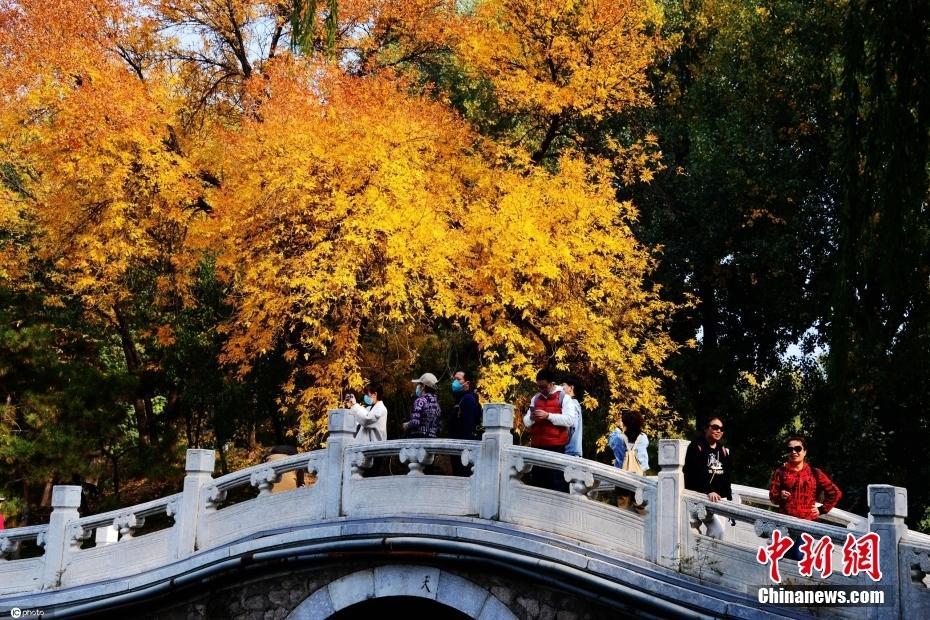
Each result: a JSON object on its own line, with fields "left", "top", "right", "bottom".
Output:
{"left": 0, "top": 0, "right": 682, "bottom": 442}
{"left": 212, "top": 59, "right": 678, "bottom": 436}
{"left": 459, "top": 0, "right": 663, "bottom": 122}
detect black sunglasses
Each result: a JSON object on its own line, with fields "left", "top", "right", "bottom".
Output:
{"left": 788, "top": 445, "right": 804, "bottom": 453}
{"left": 708, "top": 424, "right": 724, "bottom": 431}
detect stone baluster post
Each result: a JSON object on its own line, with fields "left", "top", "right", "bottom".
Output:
{"left": 867, "top": 484, "right": 907, "bottom": 620}
{"left": 478, "top": 403, "right": 514, "bottom": 520}
{"left": 655, "top": 439, "right": 688, "bottom": 569}
{"left": 40, "top": 485, "right": 82, "bottom": 590}
{"left": 172, "top": 449, "right": 215, "bottom": 561}
{"left": 324, "top": 409, "right": 357, "bottom": 519}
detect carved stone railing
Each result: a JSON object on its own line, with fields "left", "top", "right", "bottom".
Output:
{"left": 0, "top": 524, "right": 47, "bottom": 596}
{"left": 732, "top": 483, "right": 867, "bottom": 530}
{"left": 502, "top": 445, "right": 659, "bottom": 560}
{"left": 68, "top": 493, "right": 182, "bottom": 546}
{"left": 681, "top": 484, "right": 913, "bottom": 618}
{"left": 0, "top": 405, "right": 928, "bottom": 619}
{"left": 343, "top": 438, "right": 479, "bottom": 478}
{"left": 687, "top": 489, "right": 855, "bottom": 547}
{"left": 0, "top": 524, "right": 47, "bottom": 560}
{"left": 342, "top": 439, "right": 481, "bottom": 517}
{"left": 58, "top": 493, "right": 182, "bottom": 588}
{"left": 197, "top": 447, "right": 326, "bottom": 549}
{"left": 202, "top": 449, "right": 323, "bottom": 507}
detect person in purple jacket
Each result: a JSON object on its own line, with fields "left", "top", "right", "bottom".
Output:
{"left": 404, "top": 372, "right": 442, "bottom": 438}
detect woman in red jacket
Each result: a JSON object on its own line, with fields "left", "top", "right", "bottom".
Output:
{"left": 769, "top": 436, "right": 842, "bottom": 520}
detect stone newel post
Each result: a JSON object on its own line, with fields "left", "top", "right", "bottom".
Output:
{"left": 324, "top": 408, "right": 357, "bottom": 519}
{"left": 172, "top": 448, "right": 215, "bottom": 560}
{"left": 656, "top": 439, "right": 688, "bottom": 569}
{"left": 867, "top": 484, "right": 907, "bottom": 620}
{"left": 40, "top": 485, "right": 82, "bottom": 589}
{"left": 478, "top": 403, "right": 514, "bottom": 520}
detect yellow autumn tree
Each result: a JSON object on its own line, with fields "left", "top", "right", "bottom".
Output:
{"left": 210, "top": 58, "right": 677, "bottom": 440}
{"left": 2, "top": 0, "right": 681, "bottom": 444}
{"left": 209, "top": 62, "right": 474, "bottom": 439}
{"left": 0, "top": 0, "right": 210, "bottom": 444}
{"left": 458, "top": 0, "right": 665, "bottom": 172}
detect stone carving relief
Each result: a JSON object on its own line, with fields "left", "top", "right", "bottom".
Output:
{"left": 399, "top": 446, "right": 435, "bottom": 476}
{"left": 509, "top": 455, "right": 533, "bottom": 481}
{"left": 563, "top": 465, "right": 595, "bottom": 496}
{"left": 204, "top": 485, "right": 227, "bottom": 510}
{"left": 67, "top": 522, "right": 92, "bottom": 549}
{"left": 250, "top": 466, "right": 279, "bottom": 497}
{"left": 113, "top": 512, "right": 145, "bottom": 540}
{"left": 349, "top": 451, "right": 374, "bottom": 479}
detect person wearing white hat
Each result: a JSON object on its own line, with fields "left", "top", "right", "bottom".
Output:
{"left": 0, "top": 495, "right": 6, "bottom": 531}
{"left": 403, "top": 372, "right": 442, "bottom": 438}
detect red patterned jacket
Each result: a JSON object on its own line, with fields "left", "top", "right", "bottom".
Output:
{"left": 769, "top": 462, "right": 842, "bottom": 520}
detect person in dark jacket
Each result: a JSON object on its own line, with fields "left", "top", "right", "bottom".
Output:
{"left": 684, "top": 416, "right": 733, "bottom": 538}
{"left": 449, "top": 370, "right": 481, "bottom": 476}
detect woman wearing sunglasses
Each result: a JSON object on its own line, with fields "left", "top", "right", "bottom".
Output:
{"left": 684, "top": 417, "right": 733, "bottom": 539}
{"left": 768, "top": 436, "right": 842, "bottom": 521}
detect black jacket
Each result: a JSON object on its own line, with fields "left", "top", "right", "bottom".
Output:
{"left": 449, "top": 391, "right": 481, "bottom": 440}
{"left": 683, "top": 437, "right": 733, "bottom": 500}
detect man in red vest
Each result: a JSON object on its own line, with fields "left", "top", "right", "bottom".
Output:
{"left": 523, "top": 368, "right": 576, "bottom": 492}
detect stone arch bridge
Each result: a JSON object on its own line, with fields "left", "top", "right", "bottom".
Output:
{"left": 1, "top": 405, "right": 929, "bottom": 619}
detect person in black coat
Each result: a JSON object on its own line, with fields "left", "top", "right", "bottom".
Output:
{"left": 683, "top": 416, "right": 733, "bottom": 538}
{"left": 449, "top": 369, "right": 481, "bottom": 476}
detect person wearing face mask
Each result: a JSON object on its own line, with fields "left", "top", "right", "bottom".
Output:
{"left": 344, "top": 383, "right": 388, "bottom": 443}
{"left": 522, "top": 368, "right": 576, "bottom": 491}
{"left": 403, "top": 373, "right": 442, "bottom": 438}
{"left": 449, "top": 370, "right": 481, "bottom": 475}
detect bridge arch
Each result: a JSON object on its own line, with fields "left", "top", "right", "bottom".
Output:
{"left": 287, "top": 564, "right": 518, "bottom": 620}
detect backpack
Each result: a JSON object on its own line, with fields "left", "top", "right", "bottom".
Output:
{"left": 621, "top": 434, "right": 644, "bottom": 476}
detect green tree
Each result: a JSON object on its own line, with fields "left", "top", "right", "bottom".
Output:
{"left": 821, "top": 0, "right": 930, "bottom": 517}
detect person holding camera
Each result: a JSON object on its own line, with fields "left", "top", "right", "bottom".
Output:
{"left": 344, "top": 383, "right": 388, "bottom": 443}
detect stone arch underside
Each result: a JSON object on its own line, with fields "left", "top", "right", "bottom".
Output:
{"left": 286, "top": 564, "right": 519, "bottom": 619}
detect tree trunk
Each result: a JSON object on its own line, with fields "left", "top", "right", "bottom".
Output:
{"left": 531, "top": 114, "right": 562, "bottom": 164}
{"left": 113, "top": 305, "right": 156, "bottom": 446}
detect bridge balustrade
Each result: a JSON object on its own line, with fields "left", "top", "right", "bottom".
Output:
{"left": 1, "top": 404, "right": 929, "bottom": 619}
